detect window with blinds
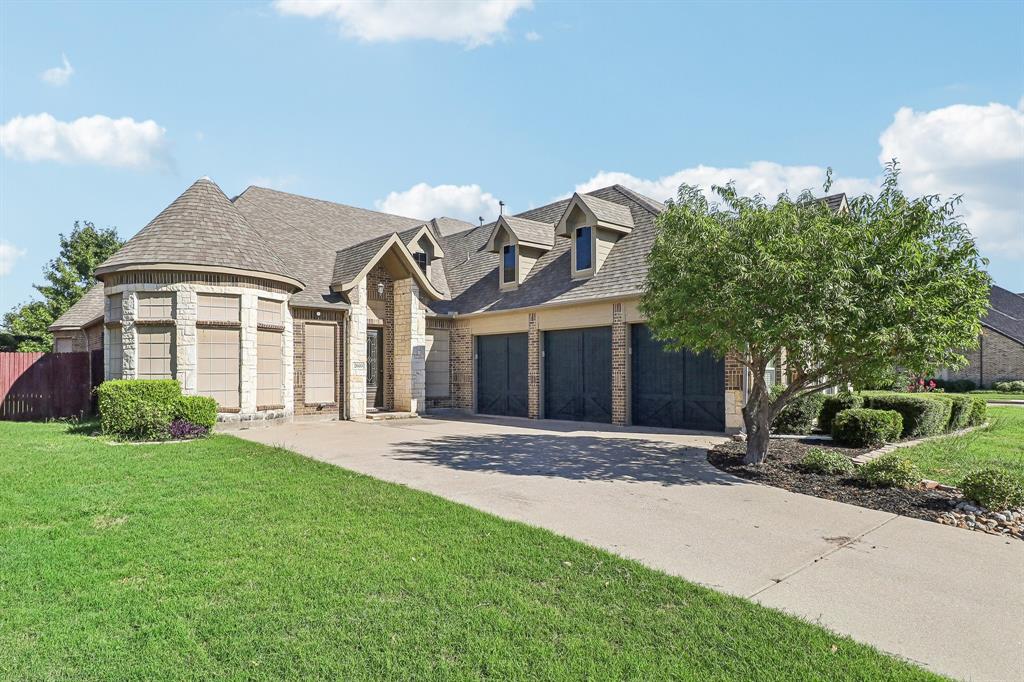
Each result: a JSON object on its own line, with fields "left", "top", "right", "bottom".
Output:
{"left": 198, "top": 294, "right": 239, "bottom": 323}
{"left": 106, "top": 293, "right": 123, "bottom": 323}
{"left": 108, "top": 327, "right": 123, "bottom": 379}
{"left": 138, "top": 293, "right": 173, "bottom": 319}
{"left": 257, "top": 329, "right": 283, "bottom": 407}
{"left": 137, "top": 327, "right": 174, "bottom": 379}
{"left": 304, "top": 323, "right": 335, "bottom": 404}
{"left": 198, "top": 327, "right": 240, "bottom": 409}
{"left": 258, "top": 299, "right": 283, "bottom": 325}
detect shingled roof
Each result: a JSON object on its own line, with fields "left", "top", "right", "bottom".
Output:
{"left": 985, "top": 285, "right": 1024, "bottom": 345}
{"left": 488, "top": 215, "right": 555, "bottom": 251}
{"left": 95, "top": 178, "right": 298, "bottom": 286}
{"left": 48, "top": 284, "right": 104, "bottom": 331}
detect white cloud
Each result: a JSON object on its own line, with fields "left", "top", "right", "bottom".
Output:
{"left": 376, "top": 182, "right": 500, "bottom": 221}
{"left": 0, "top": 113, "right": 168, "bottom": 168}
{"left": 878, "top": 100, "right": 1024, "bottom": 256}
{"left": 0, "top": 241, "right": 27, "bottom": 277}
{"left": 274, "top": 0, "right": 533, "bottom": 48}
{"left": 40, "top": 53, "right": 73, "bottom": 86}
{"left": 524, "top": 30, "right": 541, "bottom": 42}
{"left": 248, "top": 174, "right": 299, "bottom": 190}
{"left": 573, "top": 162, "right": 874, "bottom": 205}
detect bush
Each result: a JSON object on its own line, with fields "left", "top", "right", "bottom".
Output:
{"left": 798, "top": 448, "right": 855, "bottom": 475}
{"left": 862, "top": 394, "right": 951, "bottom": 438}
{"left": 174, "top": 395, "right": 218, "bottom": 429}
{"left": 831, "top": 408, "right": 903, "bottom": 447}
{"left": 993, "top": 380, "right": 1024, "bottom": 393}
{"left": 934, "top": 378, "right": 976, "bottom": 393}
{"left": 98, "top": 379, "right": 181, "bottom": 439}
{"left": 960, "top": 469, "right": 1024, "bottom": 510}
{"left": 770, "top": 386, "right": 826, "bottom": 435}
{"left": 858, "top": 453, "right": 920, "bottom": 489}
{"left": 967, "top": 397, "right": 987, "bottom": 427}
{"left": 169, "top": 419, "right": 209, "bottom": 440}
{"left": 914, "top": 393, "right": 970, "bottom": 432}
{"left": 819, "top": 392, "right": 864, "bottom": 433}
{"left": 1012, "top": 380, "right": 1024, "bottom": 393}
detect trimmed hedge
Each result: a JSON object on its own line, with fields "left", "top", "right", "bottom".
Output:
{"left": 934, "top": 378, "right": 976, "bottom": 393}
{"left": 175, "top": 395, "right": 218, "bottom": 429}
{"left": 993, "top": 380, "right": 1024, "bottom": 393}
{"left": 831, "top": 408, "right": 903, "bottom": 447}
{"left": 770, "top": 386, "right": 826, "bottom": 435}
{"left": 960, "top": 469, "right": 1024, "bottom": 511}
{"left": 862, "top": 394, "right": 950, "bottom": 438}
{"left": 798, "top": 448, "right": 855, "bottom": 475}
{"left": 97, "top": 379, "right": 181, "bottom": 440}
{"left": 819, "top": 393, "right": 863, "bottom": 434}
{"left": 858, "top": 453, "right": 920, "bottom": 489}
{"left": 967, "top": 397, "right": 988, "bottom": 427}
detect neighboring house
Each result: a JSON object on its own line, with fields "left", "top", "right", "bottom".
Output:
{"left": 50, "top": 178, "right": 850, "bottom": 432}
{"left": 940, "top": 285, "right": 1024, "bottom": 386}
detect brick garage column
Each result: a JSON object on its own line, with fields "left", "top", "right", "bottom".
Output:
{"left": 346, "top": 279, "right": 368, "bottom": 419}
{"left": 527, "top": 313, "right": 540, "bottom": 419}
{"left": 392, "top": 278, "right": 425, "bottom": 413}
{"left": 611, "top": 303, "right": 628, "bottom": 426}
{"left": 724, "top": 351, "right": 745, "bottom": 434}
{"left": 450, "top": 322, "right": 473, "bottom": 410}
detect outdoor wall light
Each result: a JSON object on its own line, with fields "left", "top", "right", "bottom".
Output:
{"left": 377, "top": 281, "right": 385, "bottom": 297}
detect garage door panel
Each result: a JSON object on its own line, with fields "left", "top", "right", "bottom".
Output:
{"left": 544, "top": 327, "right": 611, "bottom": 423}
{"left": 476, "top": 333, "right": 528, "bottom": 417}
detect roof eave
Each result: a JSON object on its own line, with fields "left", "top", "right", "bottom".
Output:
{"left": 333, "top": 234, "right": 446, "bottom": 301}
{"left": 94, "top": 262, "right": 304, "bottom": 291}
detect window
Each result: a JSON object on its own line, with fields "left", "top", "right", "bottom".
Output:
{"left": 413, "top": 251, "right": 429, "bottom": 274}
{"left": 575, "top": 226, "right": 593, "bottom": 272}
{"left": 55, "top": 337, "right": 73, "bottom": 353}
{"left": 764, "top": 355, "right": 782, "bottom": 388}
{"left": 107, "top": 327, "right": 123, "bottom": 380}
{"left": 258, "top": 298, "right": 283, "bottom": 326}
{"left": 137, "top": 327, "right": 174, "bottom": 379}
{"left": 425, "top": 329, "right": 450, "bottom": 398}
{"left": 305, "top": 323, "right": 335, "bottom": 404}
{"left": 257, "top": 329, "right": 283, "bottom": 407}
{"left": 105, "top": 294, "right": 123, "bottom": 323}
{"left": 138, "top": 292, "right": 173, "bottom": 320}
{"left": 198, "top": 327, "right": 240, "bottom": 409}
{"left": 502, "top": 244, "right": 516, "bottom": 284}
{"left": 198, "top": 294, "right": 239, "bottom": 323}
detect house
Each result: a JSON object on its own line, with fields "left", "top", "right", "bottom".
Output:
{"left": 940, "top": 285, "right": 1024, "bottom": 386}
{"left": 50, "top": 178, "right": 820, "bottom": 433}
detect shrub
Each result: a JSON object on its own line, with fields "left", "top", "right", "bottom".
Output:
{"left": 960, "top": 469, "right": 1024, "bottom": 511}
{"left": 819, "top": 392, "right": 864, "bottom": 433}
{"left": 169, "top": 419, "right": 209, "bottom": 440}
{"left": 967, "top": 397, "right": 987, "bottom": 427}
{"left": 831, "top": 408, "right": 903, "bottom": 447}
{"left": 862, "top": 394, "right": 951, "bottom": 438}
{"left": 798, "top": 448, "right": 855, "bottom": 475}
{"left": 993, "top": 380, "right": 1024, "bottom": 393}
{"left": 174, "top": 395, "right": 218, "bottom": 430}
{"left": 98, "top": 379, "right": 181, "bottom": 439}
{"left": 858, "top": 453, "right": 920, "bottom": 489}
{"left": 914, "top": 393, "right": 970, "bottom": 431}
{"left": 936, "top": 378, "right": 976, "bottom": 393}
{"left": 1012, "top": 380, "right": 1024, "bottom": 393}
{"left": 770, "top": 386, "right": 826, "bottom": 435}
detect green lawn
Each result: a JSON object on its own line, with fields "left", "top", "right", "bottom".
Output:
{"left": 898, "top": 406, "right": 1024, "bottom": 487}
{"left": 967, "top": 391, "right": 1024, "bottom": 402}
{"left": 0, "top": 422, "right": 937, "bottom": 681}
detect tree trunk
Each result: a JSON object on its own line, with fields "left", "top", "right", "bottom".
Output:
{"left": 741, "top": 396, "right": 773, "bottom": 465}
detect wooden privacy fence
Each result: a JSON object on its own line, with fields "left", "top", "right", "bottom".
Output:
{"left": 0, "top": 350, "right": 103, "bottom": 421}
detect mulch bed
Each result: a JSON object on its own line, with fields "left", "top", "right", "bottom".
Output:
{"left": 708, "top": 437, "right": 960, "bottom": 522}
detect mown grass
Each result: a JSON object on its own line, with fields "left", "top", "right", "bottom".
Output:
{"left": 0, "top": 421, "right": 939, "bottom": 681}
{"left": 897, "top": 405, "right": 1024, "bottom": 487}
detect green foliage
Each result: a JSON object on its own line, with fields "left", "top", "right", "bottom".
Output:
{"left": 770, "top": 385, "right": 825, "bottom": 434}
{"left": 174, "top": 395, "right": 218, "bottom": 429}
{"left": 935, "top": 378, "right": 976, "bottom": 393}
{"left": 941, "top": 394, "right": 973, "bottom": 431}
{"left": 640, "top": 161, "right": 989, "bottom": 463}
{"left": 859, "top": 453, "right": 921, "bottom": 489}
{"left": 863, "top": 394, "right": 951, "bottom": 438}
{"left": 993, "top": 380, "right": 1024, "bottom": 393}
{"left": 798, "top": 447, "right": 855, "bottom": 475}
{"left": 819, "top": 392, "right": 864, "bottom": 433}
{"left": 1, "top": 221, "right": 123, "bottom": 351}
{"left": 959, "top": 469, "right": 1024, "bottom": 511}
{"left": 97, "top": 379, "right": 181, "bottom": 440}
{"left": 832, "top": 408, "right": 903, "bottom": 447}
{"left": 967, "top": 397, "right": 988, "bottom": 427}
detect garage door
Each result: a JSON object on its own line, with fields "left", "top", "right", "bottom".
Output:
{"left": 544, "top": 327, "right": 612, "bottom": 423}
{"left": 631, "top": 324, "right": 724, "bottom": 431}
{"left": 476, "top": 333, "right": 528, "bottom": 417}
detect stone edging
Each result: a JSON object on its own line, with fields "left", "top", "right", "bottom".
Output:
{"left": 850, "top": 421, "right": 990, "bottom": 466}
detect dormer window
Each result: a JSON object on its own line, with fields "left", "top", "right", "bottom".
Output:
{"left": 413, "top": 250, "right": 429, "bottom": 274}
{"left": 575, "top": 226, "right": 593, "bottom": 272}
{"left": 502, "top": 244, "right": 517, "bottom": 284}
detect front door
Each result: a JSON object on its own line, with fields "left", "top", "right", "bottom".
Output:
{"left": 367, "top": 327, "right": 384, "bottom": 409}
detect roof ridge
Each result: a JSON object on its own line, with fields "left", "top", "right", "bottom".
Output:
{"left": 237, "top": 185, "right": 426, "bottom": 223}
{"left": 234, "top": 193, "right": 339, "bottom": 257}
{"left": 610, "top": 184, "right": 666, "bottom": 214}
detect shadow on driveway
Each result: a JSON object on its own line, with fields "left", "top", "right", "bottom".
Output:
{"left": 391, "top": 433, "right": 741, "bottom": 486}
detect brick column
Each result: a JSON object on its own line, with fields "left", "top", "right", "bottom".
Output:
{"left": 527, "top": 312, "right": 540, "bottom": 419}
{"left": 346, "top": 279, "right": 368, "bottom": 419}
{"left": 611, "top": 303, "right": 628, "bottom": 426}
{"left": 450, "top": 323, "right": 473, "bottom": 410}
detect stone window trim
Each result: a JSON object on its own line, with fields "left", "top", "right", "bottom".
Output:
{"left": 217, "top": 407, "right": 242, "bottom": 414}
{"left": 257, "top": 322, "right": 286, "bottom": 333}
{"left": 196, "top": 319, "right": 242, "bottom": 330}
{"left": 134, "top": 318, "right": 176, "bottom": 327}
{"left": 256, "top": 404, "right": 285, "bottom": 411}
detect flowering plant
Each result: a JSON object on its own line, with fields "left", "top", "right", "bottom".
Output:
{"left": 168, "top": 419, "right": 208, "bottom": 440}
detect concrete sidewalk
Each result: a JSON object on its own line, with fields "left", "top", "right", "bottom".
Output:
{"left": 232, "top": 415, "right": 1024, "bottom": 681}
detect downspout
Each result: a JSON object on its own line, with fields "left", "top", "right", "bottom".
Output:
{"left": 978, "top": 331, "right": 984, "bottom": 388}
{"left": 341, "top": 314, "right": 349, "bottom": 420}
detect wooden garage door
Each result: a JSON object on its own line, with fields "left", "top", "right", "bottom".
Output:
{"left": 631, "top": 324, "right": 724, "bottom": 431}
{"left": 544, "top": 327, "right": 612, "bottom": 423}
{"left": 476, "top": 333, "right": 528, "bottom": 417}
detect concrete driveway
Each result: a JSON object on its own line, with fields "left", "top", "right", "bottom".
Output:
{"left": 233, "top": 414, "right": 1024, "bottom": 681}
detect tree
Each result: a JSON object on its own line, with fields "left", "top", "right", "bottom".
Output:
{"left": 640, "top": 162, "right": 990, "bottom": 464}
{"left": 2, "top": 221, "right": 123, "bottom": 351}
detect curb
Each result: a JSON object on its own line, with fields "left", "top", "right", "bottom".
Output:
{"left": 850, "top": 421, "right": 990, "bottom": 466}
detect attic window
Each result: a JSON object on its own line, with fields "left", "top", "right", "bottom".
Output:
{"left": 575, "top": 226, "right": 593, "bottom": 272}
{"left": 413, "top": 251, "right": 429, "bottom": 274}
{"left": 502, "top": 244, "right": 517, "bottom": 284}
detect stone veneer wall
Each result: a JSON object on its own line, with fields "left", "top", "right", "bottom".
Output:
{"left": 942, "top": 328, "right": 1024, "bottom": 386}
{"left": 292, "top": 307, "right": 345, "bottom": 417}
{"left": 104, "top": 276, "right": 294, "bottom": 422}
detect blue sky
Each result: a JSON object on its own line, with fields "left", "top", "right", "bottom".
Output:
{"left": 2, "top": 0, "right": 1022, "bottom": 312}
